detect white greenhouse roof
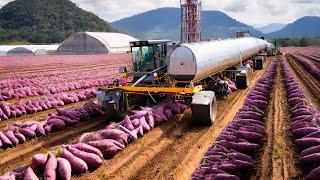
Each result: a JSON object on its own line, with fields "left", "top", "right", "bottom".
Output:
{"left": 85, "top": 32, "right": 138, "bottom": 48}
{"left": 0, "top": 45, "right": 59, "bottom": 54}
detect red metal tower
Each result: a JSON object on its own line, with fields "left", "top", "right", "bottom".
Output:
{"left": 180, "top": 0, "right": 202, "bottom": 43}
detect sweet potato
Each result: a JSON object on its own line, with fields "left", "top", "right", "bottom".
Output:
{"left": 299, "top": 153, "right": 320, "bottom": 164}
{"left": 237, "top": 130, "right": 264, "bottom": 142}
{"left": 118, "top": 125, "right": 137, "bottom": 140}
{"left": 88, "top": 140, "right": 123, "bottom": 158}
{"left": 305, "top": 166, "right": 320, "bottom": 180}
{"left": 44, "top": 152, "right": 57, "bottom": 180}
{"left": 19, "top": 128, "right": 36, "bottom": 139}
{"left": 122, "top": 115, "right": 134, "bottom": 131}
{"left": 4, "top": 131, "right": 19, "bottom": 146}
{"left": 35, "top": 124, "right": 46, "bottom": 136}
{"left": 0, "top": 131, "right": 13, "bottom": 148}
{"left": 98, "top": 129, "right": 129, "bottom": 145}
{"left": 14, "top": 132, "right": 26, "bottom": 144}
{"left": 296, "top": 138, "right": 320, "bottom": 148}
{"left": 67, "top": 146, "right": 103, "bottom": 169}
{"left": 140, "top": 116, "right": 150, "bottom": 132}
{"left": 57, "top": 158, "right": 72, "bottom": 180}
{"left": 60, "top": 148, "right": 88, "bottom": 174}
{"left": 163, "top": 109, "right": 173, "bottom": 119}
{"left": 32, "top": 154, "right": 48, "bottom": 168}
{"left": 293, "top": 127, "right": 319, "bottom": 137}
{"left": 23, "top": 167, "right": 39, "bottom": 180}
{"left": 71, "top": 143, "right": 103, "bottom": 159}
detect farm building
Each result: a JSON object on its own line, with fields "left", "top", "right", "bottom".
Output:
{"left": 0, "top": 45, "right": 59, "bottom": 56}
{"left": 56, "top": 32, "right": 138, "bottom": 55}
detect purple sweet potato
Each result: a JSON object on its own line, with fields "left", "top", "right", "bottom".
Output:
{"left": 293, "top": 127, "right": 319, "bottom": 137}
{"left": 60, "top": 148, "right": 88, "bottom": 174}
{"left": 71, "top": 143, "right": 103, "bottom": 159}
{"left": 163, "top": 109, "right": 173, "bottom": 119}
{"left": 14, "top": 132, "right": 26, "bottom": 144}
{"left": 23, "top": 167, "right": 39, "bottom": 180}
{"left": 76, "top": 132, "right": 102, "bottom": 143}
{"left": 98, "top": 129, "right": 128, "bottom": 144}
{"left": 299, "top": 153, "right": 320, "bottom": 164}
{"left": 305, "top": 166, "right": 320, "bottom": 180}
{"left": 0, "top": 102, "right": 11, "bottom": 118}
{"left": 296, "top": 138, "right": 320, "bottom": 148}
{"left": 0, "top": 171, "right": 16, "bottom": 180}
{"left": 44, "top": 152, "right": 57, "bottom": 180}
{"left": 140, "top": 116, "right": 150, "bottom": 132}
{"left": 118, "top": 125, "right": 137, "bottom": 140}
{"left": 88, "top": 139, "right": 123, "bottom": 158}
{"left": 4, "top": 131, "right": 19, "bottom": 146}
{"left": 227, "top": 152, "right": 253, "bottom": 163}
{"left": 305, "top": 131, "right": 320, "bottom": 138}
{"left": 229, "top": 141, "right": 260, "bottom": 153}
{"left": 35, "top": 124, "right": 46, "bottom": 137}
{"left": 19, "top": 128, "right": 36, "bottom": 139}
{"left": 44, "top": 124, "right": 54, "bottom": 134}
{"left": 213, "top": 173, "right": 240, "bottom": 180}
{"left": 67, "top": 146, "right": 103, "bottom": 169}
{"left": 32, "top": 154, "right": 48, "bottom": 168}
{"left": 237, "top": 130, "right": 264, "bottom": 142}
{"left": 146, "top": 113, "right": 155, "bottom": 129}
{"left": 57, "top": 158, "right": 72, "bottom": 180}
{"left": 130, "top": 110, "right": 149, "bottom": 119}
{"left": 0, "top": 131, "right": 13, "bottom": 148}
{"left": 131, "top": 118, "right": 140, "bottom": 128}
{"left": 122, "top": 115, "right": 134, "bottom": 131}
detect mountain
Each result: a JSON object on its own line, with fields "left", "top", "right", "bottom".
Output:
{"left": 258, "top": 23, "right": 286, "bottom": 34}
{"left": 111, "top": 7, "right": 263, "bottom": 40}
{"left": 0, "top": 0, "right": 114, "bottom": 44}
{"left": 270, "top": 16, "right": 320, "bottom": 37}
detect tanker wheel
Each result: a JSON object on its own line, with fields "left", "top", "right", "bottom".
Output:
{"left": 191, "top": 91, "right": 217, "bottom": 126}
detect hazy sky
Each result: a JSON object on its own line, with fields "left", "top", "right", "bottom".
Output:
{"left": 1, "top": 0, "right": 319, "bottom": 27}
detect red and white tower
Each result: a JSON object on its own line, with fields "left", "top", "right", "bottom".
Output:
{"left": 180, "top": 0, "right": 202, "bottom": 43}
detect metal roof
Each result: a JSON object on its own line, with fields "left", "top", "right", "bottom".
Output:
{"left": 85, "top": 32, "right": 138, "bottom": 48}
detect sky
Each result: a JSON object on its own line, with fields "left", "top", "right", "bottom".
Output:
{"left": 0, "top": 0, "right": 319, "bottom": 27}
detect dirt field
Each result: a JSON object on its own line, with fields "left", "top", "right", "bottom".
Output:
{"left": 1, "top": 50, "right": 319, "bottom": 179}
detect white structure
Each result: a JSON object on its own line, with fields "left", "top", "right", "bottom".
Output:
{"left": 56, "top": 32, "right": 138, "bottom": 55}
{"left": 0, "top": 45, "right": 59, "bottom": 56}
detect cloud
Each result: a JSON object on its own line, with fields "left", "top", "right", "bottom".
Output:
{"left": 1, "top": 0, "right": 319, "bottom": 27}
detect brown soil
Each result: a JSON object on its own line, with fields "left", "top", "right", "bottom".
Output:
{"left": 78, "top": 59, "right": 272, "bottom": 180}
{"left": 254, "top": 57, "right": 301, "bottom": 180}
{"left": 0, "top": 119, "right": 107, "bottom": 174}
{"left": 286, "top": 55, "right": 320, "bottom": 110}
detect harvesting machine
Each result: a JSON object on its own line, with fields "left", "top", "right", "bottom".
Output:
{"left": 98, "top": 1, "right": 274, "bottom": 125}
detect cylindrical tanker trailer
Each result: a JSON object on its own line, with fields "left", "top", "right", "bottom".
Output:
{"left": 99, "top": 37, "right": 272, "bottom": 126}
{"left": 168, "top": 37, "right": 268, "bottom": 83}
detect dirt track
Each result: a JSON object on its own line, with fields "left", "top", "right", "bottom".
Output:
{"left": 255, "top": 57, "right": 301, "bottom": 180}
{"left": 78, "top": 59, "right": 272, "bottom": 180}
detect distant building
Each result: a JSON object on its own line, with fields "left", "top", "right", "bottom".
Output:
{"left": 0, "top": 45, "right": 59, "bottom": 56}
{"left": 56, "top": 32, "right": 138, "bottom": 55}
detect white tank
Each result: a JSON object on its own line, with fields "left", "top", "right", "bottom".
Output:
{"left": 168, "top": 37, "right": 268, "bottom": 82}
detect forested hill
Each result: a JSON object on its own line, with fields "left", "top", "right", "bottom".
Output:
{"left": 0, "top": 0, "right": 114, "bottom": 44}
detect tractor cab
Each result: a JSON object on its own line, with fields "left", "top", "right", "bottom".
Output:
{"left": 129, "top": 40, "right": 171, "bottom": 84}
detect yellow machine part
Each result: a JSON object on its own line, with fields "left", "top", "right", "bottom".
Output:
{"left": 100, "top": 85, "right": 203, "bottom": 95}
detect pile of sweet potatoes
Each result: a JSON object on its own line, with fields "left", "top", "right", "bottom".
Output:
{"left": 0, "top": 88, "right": 97, "bottom": 121}
{"left": 281, "top": 58, "right": 320, "bottom": 180}
{"left": 0, "top": 101, "right": 104, "bottom": 150}
{"left": 0, "top": 78, "right": 112, "bottom": 101}
{"left": 191, "top": 61, "right": 277, "bottom": 180}
{"left": 0, "top": 100, "right": 187, "bottom": 179}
